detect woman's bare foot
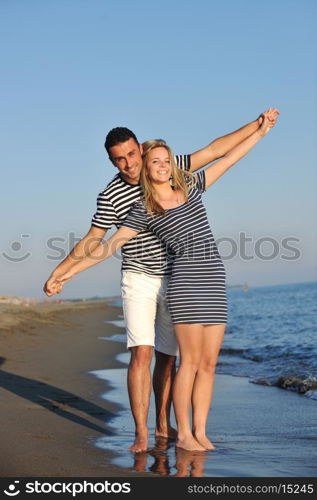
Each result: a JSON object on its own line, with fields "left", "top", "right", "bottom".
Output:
{"left": 193, "top": 432, "right": 215, "bottom": 451}
{"left": 132, "top": 452, "right": 148, "bottom": 471}
{"left": 176, "top": 435, "right": 206, "bottom": 451}
{"left": 129, "top": 431, "right": 149, "bottom": 453}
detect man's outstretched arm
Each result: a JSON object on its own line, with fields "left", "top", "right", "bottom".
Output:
{"left": 43, "top": 225, "right": 107, "bottom": 296}
{"left": 189, "top": 110, "right": 279, "bottom": 172}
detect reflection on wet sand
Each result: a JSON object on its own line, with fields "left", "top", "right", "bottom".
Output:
{"left": 131, "top": 437, "right": 208, "bottom": 477}
{"left": 174, "top": 447, "right": 208, "bottom": 477}
{"left": 149, "top": 437, "right": 173, "bottom": 476}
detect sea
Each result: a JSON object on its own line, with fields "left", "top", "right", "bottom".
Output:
{"left": 218, "top": 281, "right": 317, "bottom": 395}
{"left": 90, "top": 281, "right": 317, "bottom": 476}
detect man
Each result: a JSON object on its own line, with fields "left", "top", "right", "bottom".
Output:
{"left": 44, "top": 112, "right": 278, "bottom": 452}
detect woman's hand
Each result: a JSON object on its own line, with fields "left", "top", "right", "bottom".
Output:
{"left": 43, "top": 276, "right": 60, "bottom": 296}
{"left": 43, "top": 279, "right": 63, "bottom": 296}
{"left": 204, "top": 106, "right": 279, "bottom": 189}
{"left": 55, "top": 271, "right": 74, "bottom": 286}
{"left": 258, "top": 108, "right": 280, "bottom": 128}
{"left": 259, "top": 108, "right": 279, "bottom": 136}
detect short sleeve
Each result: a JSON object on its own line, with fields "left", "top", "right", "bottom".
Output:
{"left": 91, "top": 194, "right": 118, "bottom": 230}
{"left": 121, "top": 202, "right": 149, "bottom": 232}
{"left": 175, "top": 154, "right": 191, "bottom": 172}
{"left": 194, "top": 170, "right": 206, "bottom": 193}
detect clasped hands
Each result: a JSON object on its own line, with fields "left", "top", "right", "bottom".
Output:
{"left": 43, "top": 271, "right": 74, "bottom": 296}
{"left": 258, "top": 108, "right": 279, "bottom": 134}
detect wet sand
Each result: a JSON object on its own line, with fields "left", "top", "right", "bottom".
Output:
{"left": 0, "top": 300, "right": 152, "bottom": 477}
{"left": 94, "top": 352, "right": 317, "bottom": 477}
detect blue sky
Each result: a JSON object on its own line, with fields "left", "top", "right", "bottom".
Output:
{"left": 1, "top": 0, "right": 316, "bottom": 299}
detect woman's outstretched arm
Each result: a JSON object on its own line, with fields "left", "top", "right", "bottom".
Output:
{"left": 50, "top": 226, "right": 139, "bottom": 293}
{"left": 204, "top": 108, "right": 278, "bottom": 189}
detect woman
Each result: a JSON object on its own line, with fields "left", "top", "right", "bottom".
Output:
{"left": 54, "top": 109, "right": 277, "bottom": 451}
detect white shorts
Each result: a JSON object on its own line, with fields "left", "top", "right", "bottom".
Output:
{"left": 120, "top": 271, "right": 178, "bottom": 356}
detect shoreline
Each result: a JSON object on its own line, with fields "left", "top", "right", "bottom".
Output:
{"left": 0, "top": 300, "right": 153, "bottom": 477}
{"left": 93, "top": 350, "right": 317, "bottom": 477}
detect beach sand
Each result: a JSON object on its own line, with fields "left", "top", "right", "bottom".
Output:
{"left": 0, "top": 300, "right": 316, "bottom": 478}
{"left": 0, "top": 300, "right": 153, "bottom": 477}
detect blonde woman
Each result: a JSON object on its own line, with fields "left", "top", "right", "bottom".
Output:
{"left": 54, "top": 109, "right": 278, "bottom": 451}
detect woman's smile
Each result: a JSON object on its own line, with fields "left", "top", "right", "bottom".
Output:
{"left": 146, "top": 147, "right": 172, "bottom": 182}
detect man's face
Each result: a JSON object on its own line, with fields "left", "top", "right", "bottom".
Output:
{"left": 109, "top": 138, "right": 143, "bottom": 185}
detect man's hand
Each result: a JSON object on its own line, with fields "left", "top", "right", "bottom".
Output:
{"left": 259, "top": 108, "right": 279, "bottom": 136}
{"left": 258, "top": 108, "right": 279, "bottom": 127}
{"left": 43, "top": 226, "right": 107, "bottom": 297}
{"left": 43, "top": 277, "right": 63, "bottom": 296}
{"left": 43, "top": 276, "right": 61, "bottom": 296}
{"left": 44, "top": 271, "right": 75, "bottom": 296}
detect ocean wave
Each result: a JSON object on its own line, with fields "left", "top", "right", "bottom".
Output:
{"left": 220, "top": 344, "right": 317, "bottom": 367}
{"left": 220, "top": 347, "right": 246, "bottom": 355}
{"left": 250, "top": 375, "right": 317, "bottom": 396}
{"left": 304, "top": 390, "right": 317, "bottom": 400}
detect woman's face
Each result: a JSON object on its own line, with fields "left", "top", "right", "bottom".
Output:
{"left": 145, "top": 147, "right": 172, "bottom": 183}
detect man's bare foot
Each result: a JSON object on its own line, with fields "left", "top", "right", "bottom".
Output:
{"left": 154, "top": 436, "right": 170, "bottom": 451}
{"left": 193, "top": 432, "right": 215, "bottom": 451}
{"left": 129, "top": 433, "right": 149, "bottom": 453}
{"left": 155, "top": 426, "right": 177, "bottom": 440}
{"left": 176, "top": 435, "right": 206, "bottom": 452}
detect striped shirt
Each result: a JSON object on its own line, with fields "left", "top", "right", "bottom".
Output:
{"left": 122, "top": 171, "right": 228, "bottom": 324}
{"left": 91, "top": 155, "right": 190, "bottom": 276}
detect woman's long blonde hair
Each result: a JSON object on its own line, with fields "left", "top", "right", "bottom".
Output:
{"left": 140, "top": 139, "right": 197, "bottom": 215}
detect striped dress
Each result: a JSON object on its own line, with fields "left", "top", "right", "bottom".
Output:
{"left": 122, "top": 171, "right": 227, "bottom": 325}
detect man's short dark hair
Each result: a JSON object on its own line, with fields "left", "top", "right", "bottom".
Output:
{"left": 104, "top": 127, "right": 139, "bottom": 156}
